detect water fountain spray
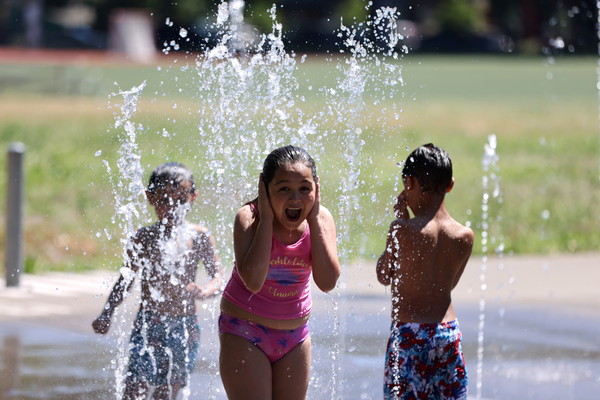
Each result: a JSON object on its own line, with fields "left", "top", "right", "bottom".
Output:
{"left": 102, "top": 1, "right": 406, "bottom": 398}
{"left": 476, "top": 134, "right": 502, "bottom": 400}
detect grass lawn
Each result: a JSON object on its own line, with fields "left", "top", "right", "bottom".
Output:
{"left": 0, "top": 54, "right": 597, "bottom": 273}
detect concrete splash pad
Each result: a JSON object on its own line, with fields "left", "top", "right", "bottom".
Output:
{"left": 1, "top": 253, "right": 599, "bottom": 399}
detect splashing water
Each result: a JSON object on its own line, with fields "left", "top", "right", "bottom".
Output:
{"left": 103, "top": 81, "right": 149, "bottom": 398}
{"left": 476, "top": 134, "right": 503, "bottom": 400}
{"left": 104, "top": 80, "right": 223, "bottom": 399}
{"left": 108, "top": 81, "right": 148, "bottom": 245}
{"left": 103, "top": 2, "right": 406, "bottom": 399}
{"left": 324, "top": 6, "right": 403, "bottom": 397}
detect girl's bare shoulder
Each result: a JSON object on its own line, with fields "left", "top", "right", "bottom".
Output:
{"left": 235, "top": 203, "right": 258, "bottom": 229}
{"left": 318, "top": 204, "right": 334, "bottom": 219}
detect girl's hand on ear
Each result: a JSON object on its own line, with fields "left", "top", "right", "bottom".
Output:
{"left": 258, "top": 173, "right": 274, "bottom": 222}
{"left": 307, "top": 177, "right": 321, "bottom": 224}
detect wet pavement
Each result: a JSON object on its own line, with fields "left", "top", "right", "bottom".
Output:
{"left": 1, "top": 254, "right": 599, "bottom": 399}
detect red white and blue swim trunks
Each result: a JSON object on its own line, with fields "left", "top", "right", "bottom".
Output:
{"left": 384, "top": 320, "right": 468, "bottom": 400}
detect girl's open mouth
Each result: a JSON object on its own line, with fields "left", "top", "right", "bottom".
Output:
{"left": 285, "top": 208, "right": 302, "bottom": 222}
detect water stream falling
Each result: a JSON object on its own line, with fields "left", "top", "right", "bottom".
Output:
{"left": 321, "top": 8, "right": 403, "bottom": 397}
{"left": 476, "top": 134, "right": 503, "bottom": 400}
{"left": 103, "top": 82, "right": 149, "bottom": 399}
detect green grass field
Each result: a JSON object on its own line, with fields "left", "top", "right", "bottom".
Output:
{"left": 0, "top": 55, "right": 597, "bottom": 273}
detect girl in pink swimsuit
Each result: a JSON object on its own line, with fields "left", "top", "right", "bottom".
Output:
{"left": 219, "top": 145, "right": 341, "bottom": 400}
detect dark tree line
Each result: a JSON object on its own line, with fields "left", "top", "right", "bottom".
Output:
{"left": 1, "top": 0, "right": 597, "bottom": 54}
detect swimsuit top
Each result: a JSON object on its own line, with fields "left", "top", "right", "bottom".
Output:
{"left": 223, "top": 223, "right": 313, "bottom": 320}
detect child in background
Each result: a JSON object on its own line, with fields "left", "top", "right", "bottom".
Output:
{"left": 92, "top": 162, "right": 224, "bottom": 400}
{"left": 219, "top": 145, "right": 341, "bottom": 400}
{"left": 376, "top": 144, "right": 474, "bottom": 400}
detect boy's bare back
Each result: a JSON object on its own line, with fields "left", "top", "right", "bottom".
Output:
{"left": 377, "top": 144, "right": 474, "bottom": 324}
{"left": 379, "top": 209, "right": 473, "bottom": 323}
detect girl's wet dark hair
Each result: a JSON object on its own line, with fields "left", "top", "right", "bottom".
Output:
{"left": 402, "top": 143, "right": 453, "bottom": 194}
{"left": 262, "top": 145, "right": 317, "bottom": 186}
{"left": 147, "top": 162, "right": 196, "bottom": 195}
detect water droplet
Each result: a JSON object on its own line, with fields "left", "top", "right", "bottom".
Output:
{"left": 549, "top": 36, "right": 565, "bottom": 49}
{"left": 541, "top": 209, "right": 550, "bottom": 220}
{"left": 179, "top": 28, "right": 188, "bottom": 38}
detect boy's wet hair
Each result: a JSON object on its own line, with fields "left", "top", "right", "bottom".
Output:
{"left": 262, "top": 145, "right": 317, "bottom": 186}
{"left": 402, "top": 143, "right": 453, "bottom": 194}
{"left": 148, "top": 162, "right": 196, "bottom": 195}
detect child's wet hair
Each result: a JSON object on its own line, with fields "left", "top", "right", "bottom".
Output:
{"left": 402, "top": 143, "right": 453, "bottom": 194}
{"left": 262, "top": 145, "right": 317, "bottom": 185}
{"left": 147, "top": 162, "right": 196, "bottom": 195}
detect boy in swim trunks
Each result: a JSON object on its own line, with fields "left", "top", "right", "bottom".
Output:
{"left": 92, "top": 162, "right": 224, "bottom": 400}
{"left": 376, "top": 144, "right": 474, "bottom": 400}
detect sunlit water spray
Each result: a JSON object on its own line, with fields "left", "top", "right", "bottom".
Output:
{"left": 101, "top": 81, "right": 149, "bottom": 398}
{"left": 327, "top": 6, "right": 405, "bottom": 398}
{"left": 100, "top": 1, "right": 406, "bottom": 398}
{"left": 102, "top": 81, "right": 222, "bottom": 399}
{"left": 476, "top": 134, "right": 503, "bottom": 400}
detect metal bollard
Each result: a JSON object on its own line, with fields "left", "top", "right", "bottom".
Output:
{"left": 5, "top": 142, "right": 25, "bottom": 287}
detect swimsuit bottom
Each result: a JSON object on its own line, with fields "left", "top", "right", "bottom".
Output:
{"left": 218, "top": 312, "right": 310, "bottom": 363}
{"left": 384, "top": 320, "right": 468, "bottom": 400}
{"left": 127, "top": 310, "right": 200, "bottom": 386}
